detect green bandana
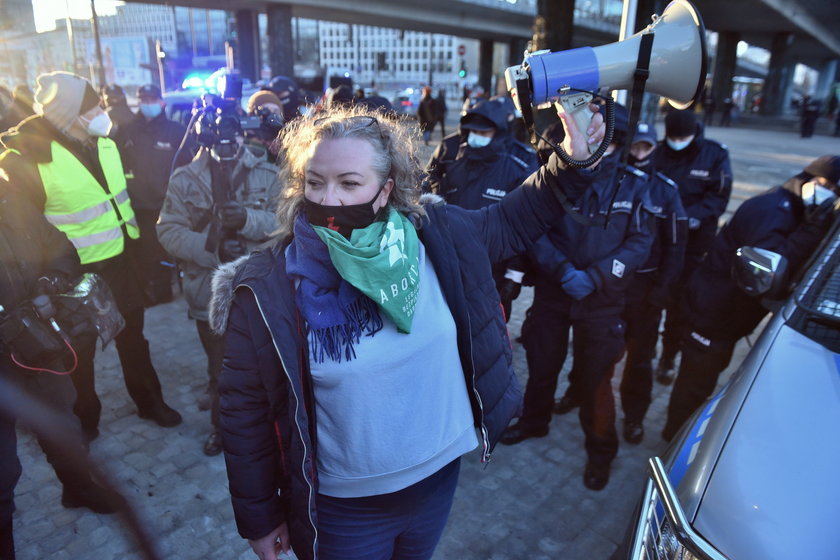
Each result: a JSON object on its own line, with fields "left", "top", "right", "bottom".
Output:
{"left": 313, "top": 206, "right": 420, "bottom": 333}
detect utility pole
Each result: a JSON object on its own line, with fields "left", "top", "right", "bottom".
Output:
{"left": 90, "top": 0, "right": 106, "bottom": 87}
{"left": 427, "top": 33, "right": 433, "bottom": 86}
{"left": 65, "top": 0, "right": 78, "bottom": 74}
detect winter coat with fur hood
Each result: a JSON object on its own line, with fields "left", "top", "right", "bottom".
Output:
{"left": 207, "top": 155, "right": 596, "bottom": 559}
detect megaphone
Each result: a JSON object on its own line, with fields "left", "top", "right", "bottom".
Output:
{"left": 505, "top": 0, "right": 707, "bottom": 164}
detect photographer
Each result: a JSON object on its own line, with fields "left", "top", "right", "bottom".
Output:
{"left": 1, "top": 173, "right": 117, "bottom": 559}
{"left": 157, "top": 96, "right": 280, "bottom": 456}
{"left": 243, "top": 90, "right": 285, "bottom": 164}
{"left": 0, "top": 72, "right": 182, "bottom": 441}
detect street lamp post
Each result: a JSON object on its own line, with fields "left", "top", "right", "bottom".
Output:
{"left": 90, "top": 0, "right": 106, "bottom": 87}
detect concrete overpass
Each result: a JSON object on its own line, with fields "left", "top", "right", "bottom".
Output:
{"left": 132, "top": 0, "right": 839, "bottom": 115}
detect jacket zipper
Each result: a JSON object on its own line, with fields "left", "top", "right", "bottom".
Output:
{"left": 239, "top": 284, "right": 318, "bottom": 558}
{"left": 465, "top": 314, "right": 491, "bottom": 464}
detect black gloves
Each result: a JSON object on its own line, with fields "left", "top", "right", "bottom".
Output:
{"left": 218, "top": 238, "right": 246, "bottom": 263}
{"left": 497, "top": 278, "right": 522, "bottom": 306}
{"left": 220, "top": 201, "right": 248, "bottom": 231}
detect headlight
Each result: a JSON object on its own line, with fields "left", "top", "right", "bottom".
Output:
{"left": 629, "top": 458, "right": 729, "bottom": 560}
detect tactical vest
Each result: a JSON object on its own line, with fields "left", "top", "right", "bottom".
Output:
{"left": 37, "top": 137, "right": 139, "bottom": 265}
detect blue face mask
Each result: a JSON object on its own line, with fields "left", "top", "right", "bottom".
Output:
{"left": 467, "top": 132, "right": 492, "bottom": 149}
{"left": 667, "top": 136, "right": 694, "bottom": 151}
{"left": 139, "top": 103, "right": 162, "bottom": 119}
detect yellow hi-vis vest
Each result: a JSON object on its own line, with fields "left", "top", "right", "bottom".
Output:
{"left": 37, "top": 137, "right": 139, "bottom": 265}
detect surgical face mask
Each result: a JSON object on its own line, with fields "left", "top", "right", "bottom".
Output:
{"left": 84, "top": 113, "right": 112, "bottom": 137}
{"left": 801, "top": 180, "right": 837, "bottom": 206}
{"left": 467, "top": 132, "right": 492, "bottom": 149}
{"left": 139, "top": 103, "right": 162, "bottom": 119}
{"left": 303, "top": 183, "right": 387, "bottom": 238}
{"left": 666, "top": 136, "right": 694, "bottom": 151}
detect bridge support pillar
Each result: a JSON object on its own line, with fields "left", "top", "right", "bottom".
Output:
{"left": 814, "top": 59, "right": 838, "bottom": 104}
{"left": 479, "top": 39, "right": 493, "bottom": 97}
{"left": 761, "top": 32, "right": 796, "bottom": 116}
{"left": 267, "top": 4, "right": 295, "bottom": 80}
{"left": 711, "top": 31, "right": 739, "bottom": 112}
{"left": 534, "top": 0, "right": 574, "bottom": 51}
{"left": 235, "top": 9, "right": 260, "bottom": 83}
{"left": 508, "top": 37, "right": 528, "bottom": 66}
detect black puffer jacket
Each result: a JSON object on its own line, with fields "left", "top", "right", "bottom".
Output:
{"left": 207, "top": 156, "right": 594, "bottom": 559}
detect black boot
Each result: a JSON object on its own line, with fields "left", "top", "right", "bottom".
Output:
{"left": 61, "top": 477, "right": 120, "bottom": 514}
{"left": 138, "top": 400, "right": 182, "bottom": 427}
{"left": 0, "top": 518, "right": 15, "bottom": 560}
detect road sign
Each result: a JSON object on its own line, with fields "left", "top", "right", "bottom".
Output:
{"left": 458, "top": 44, "right": 466, "bottom": 56}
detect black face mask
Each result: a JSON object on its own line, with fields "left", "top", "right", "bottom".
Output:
{"left": 303, "top": 183, "right": 386, "bottom": 238}
{"left": 629, "top": 155, "right": 652, "bottom": 172}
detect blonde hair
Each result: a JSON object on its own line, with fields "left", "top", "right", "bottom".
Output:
{"left": 274, "top": 105, "right": 427, "bottom": 239}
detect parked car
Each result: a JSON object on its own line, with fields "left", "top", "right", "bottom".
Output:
{"left": 392, "top": 88, "right": 421, "bottom": 116}
{"left": 621, "top": 221, "right": 840, "bottom": 560}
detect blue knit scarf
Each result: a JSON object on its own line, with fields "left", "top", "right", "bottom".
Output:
{"left": 286, "top": 214, "right": 383, "bottom": 363}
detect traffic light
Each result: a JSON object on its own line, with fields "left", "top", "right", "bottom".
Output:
{"left": 458, "top": 59, "right": 466, "bottom": 78}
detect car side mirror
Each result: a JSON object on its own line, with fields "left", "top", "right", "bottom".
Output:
{"left": 733, "top": 246, "right": 788, "bottom": 298}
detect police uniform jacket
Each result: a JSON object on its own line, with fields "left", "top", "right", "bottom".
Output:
{"left": 526, "top": 152, "right": 655, "bottom": 318}
{"left": 119, "top": 111, "right": 187, "bottom": 212}
{"left": 654, "top": 125, "right": 732, "bottom": 256}
{"left": 686, "top": 176, "right": 832, "bottom": 342}
{"left": 636, "top": 171, "right": 688, "bottom": 298}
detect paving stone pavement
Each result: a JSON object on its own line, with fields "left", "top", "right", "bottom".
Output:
{"left": 11, "top": 123, "right": 840, "bottom": 560}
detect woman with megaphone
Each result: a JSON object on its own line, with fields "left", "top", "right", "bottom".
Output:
{"left": 207, "top": 100, "right": 606, "bottom": 560}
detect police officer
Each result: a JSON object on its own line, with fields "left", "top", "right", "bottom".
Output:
{"left": 0, "top": 72, "right": 182, "bottom": 440}
{"left": 425, "top": 98, "right": 539, "bottom": 319}
{"left": 662, "top": 155, "right": 840, "bottom": 441}
{"left": 617, "top": 122, "right": 687, "bottom": 444}
{"left": 500, "top": 105, "right": 654, "bottom": 491}
{"left": 654, "top": 109, "right": 732, "bottom": 383}
{"left": 100, "top": 85, "right": 135, "bottom": 140}
{"left": 119, "top": 84, "right": 188, "bottom": 305}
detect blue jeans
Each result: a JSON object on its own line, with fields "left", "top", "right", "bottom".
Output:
{"left": 315, "top": 458, "right": 460, "bottom": 560}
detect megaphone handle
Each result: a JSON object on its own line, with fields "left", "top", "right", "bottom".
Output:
{"left": 555, "top": 92, "right": 598, "bottom": 155}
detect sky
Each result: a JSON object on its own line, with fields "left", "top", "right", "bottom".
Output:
{"left": 31, "top": 0, "right": 120, "bottom": 32}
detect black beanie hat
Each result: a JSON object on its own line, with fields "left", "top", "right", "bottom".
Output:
{"left": 665, "top": 110, "right": 697, "bottom": 138}
{"left": 804, "top": 155, "right": 840, "bottom": 190}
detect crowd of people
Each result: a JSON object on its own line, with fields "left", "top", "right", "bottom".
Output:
{"left": 1, "top": 68, "right": 839, "bottom": 560}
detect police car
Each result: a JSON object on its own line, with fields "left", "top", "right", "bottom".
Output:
{"left": 622, "top": 220, "right": 840, "bottom": 559}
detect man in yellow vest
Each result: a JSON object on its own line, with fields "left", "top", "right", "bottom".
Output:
{"left": 0, "top": 71, "right": 181, "bottom": 440}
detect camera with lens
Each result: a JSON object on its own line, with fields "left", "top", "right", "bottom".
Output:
{"left": 194, "top": 72, "right": 284, "bottom": 160}
{"left": 242, "top": 105, "right": 284, "bottom": 143}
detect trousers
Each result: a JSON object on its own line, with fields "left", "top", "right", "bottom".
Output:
{"left": 520, "top": 296, "right": 626, "bottom": 466}
{"left": 315, "top": 459, "right": 460, "bottom": 560}
{"left": 662, "top": 333, "right": 735, "bottom": 440}
{"left": 71, "top": 306, "right": 165, "bottom": 432}
{"left": 619, "top": 274, "right": 664, "bottom": 424}
{"left": 195, "top": 320, "right": 224, "bottom": 428}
